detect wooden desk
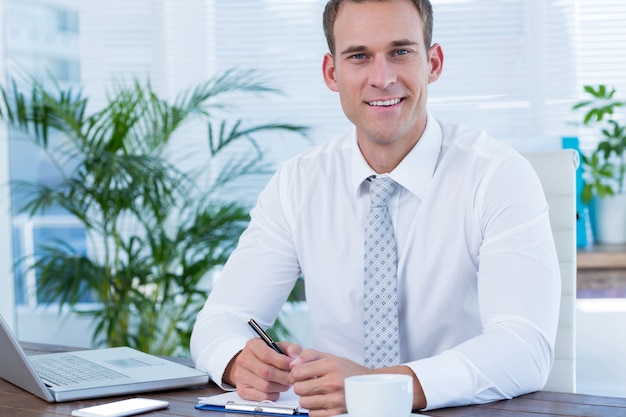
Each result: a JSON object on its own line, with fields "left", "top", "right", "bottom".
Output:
{"left": 577, "top": 244, "right": 626, "bottom": 297}
{"left": 2, "top": 343, "right": 626, "bottom": 416}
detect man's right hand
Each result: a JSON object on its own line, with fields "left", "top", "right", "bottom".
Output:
{"left": 223, "top": 338, "right": 302, "bottom": 401}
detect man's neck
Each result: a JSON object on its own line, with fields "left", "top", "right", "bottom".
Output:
{"left": 357, "top": 134, "right": 423, "bottom": 174}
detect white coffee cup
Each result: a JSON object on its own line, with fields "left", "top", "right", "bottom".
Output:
{"left": 344, "top": 374, "right": 413, "bottom": 417}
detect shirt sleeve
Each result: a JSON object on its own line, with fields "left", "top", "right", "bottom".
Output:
{"left": 408, "top": 156, "right": 561, "bottom": 410}
{"left": 190, "top": 167, "right": 301, "bottom": 388}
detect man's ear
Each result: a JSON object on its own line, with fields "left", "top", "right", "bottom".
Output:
{"left": 428, "top": 43, "right": 444, "bottom": 84}
{"left": 322, "top": 53, "right": 339, "bottom": 92}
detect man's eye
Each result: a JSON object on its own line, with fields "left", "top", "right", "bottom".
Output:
{"left": 395, "top": 49, "right": 410, "bottom": 56}
{"left": 351, "top": 54, "right": 366, "bottom": 60}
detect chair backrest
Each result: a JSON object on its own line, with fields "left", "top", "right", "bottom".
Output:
{"left": 522, "top": 149, "right": 578, "bottom": 393}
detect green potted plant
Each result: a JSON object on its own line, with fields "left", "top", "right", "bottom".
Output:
{"left": 0, "top": 70, "right": 308, "bottom": 355}
{"left": 573, "top": 84, "right": 626, "bottom": 244}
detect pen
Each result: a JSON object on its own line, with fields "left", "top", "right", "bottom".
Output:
{"left": 248, "top": 318, "right": 286, "bottom": 355}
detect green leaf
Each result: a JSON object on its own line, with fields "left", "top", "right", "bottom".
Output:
{"left": 0, "top": 70, "right": 308, "bottom": 355}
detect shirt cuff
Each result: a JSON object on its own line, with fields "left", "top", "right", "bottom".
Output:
{"left": 202, "top": 336, "right": 248, "bottom": 390}
{"left": 407, "top": 350, "right": 477, "bottom": 410}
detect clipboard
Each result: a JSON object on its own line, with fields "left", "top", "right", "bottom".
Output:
{"left": 196, "top": 388, "right": 308, "bottom": 416}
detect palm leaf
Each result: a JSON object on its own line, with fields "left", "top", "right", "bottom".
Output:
{"left": 1, "top": 70, "right": 308, "bottom": 354}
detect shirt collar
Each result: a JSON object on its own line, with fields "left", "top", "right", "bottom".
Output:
{"left": 351, "top": 112, "right": 443, "bottom": 199}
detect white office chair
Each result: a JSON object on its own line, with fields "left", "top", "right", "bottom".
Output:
{"left": 522, "top": 149, "right": 578, "bottom": 393}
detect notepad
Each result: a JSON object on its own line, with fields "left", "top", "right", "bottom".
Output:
{"left": 196, "top": 387, "right": 308, "bottom": 416}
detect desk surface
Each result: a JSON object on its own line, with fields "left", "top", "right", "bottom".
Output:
{"left": 578, "top": 243, "right": 626, "bottom": 269}
{"left": 3, "top": 343, "right": 626, "bottom": 417}
{"left": 577, "top": 243, "right": 626, "bottom": 298}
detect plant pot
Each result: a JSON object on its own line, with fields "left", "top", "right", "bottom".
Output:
{"left": 592, "top": 193, "right": 626, "bottom": 244}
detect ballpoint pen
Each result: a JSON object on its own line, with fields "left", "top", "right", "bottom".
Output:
{"left": 248, "top": 318, "right": 286, "bottom": 355}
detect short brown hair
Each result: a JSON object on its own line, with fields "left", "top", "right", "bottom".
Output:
{"left": 322, "top": 0, "right": 434, "bottom": 56}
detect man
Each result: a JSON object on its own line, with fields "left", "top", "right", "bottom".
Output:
{"left": 190, "top": 0, "right": 561, "bottom": 415}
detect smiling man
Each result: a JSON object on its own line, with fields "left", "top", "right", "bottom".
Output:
{"left": 190, "top": 1, "right": 561, "bottom": 416}
{"left": 323, "top": 0, "right": 441, "bottom": 175}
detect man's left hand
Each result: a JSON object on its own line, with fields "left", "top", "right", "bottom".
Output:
{"left": 288, "top": 349, "right": 426, "bottom": 416}
{"left": 288, "top": 349, "right": 367, "bottom": 417}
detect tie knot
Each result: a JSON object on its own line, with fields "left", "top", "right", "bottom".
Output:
{"left": 369, "top": 176, "right": 396, "bottom": 207}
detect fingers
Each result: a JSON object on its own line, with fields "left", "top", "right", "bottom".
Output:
{"left": 281, "top": 341, "right": 303, "bottom": 360}
{"left": 231, "top": 342, "right": 366, "bottom": 417}
{"left": 290, "top": 353, "right": 346, "bottom": 396}
{"left": 300, "top": 391, "right": 346, "bottom": 417}
{"left": 288, "top": 348, "right": 321, "bottom": 371}
{"left": 288, "top": 351, "right": 371, "bottom": 416}
{"left": 231, "top": 338, "right": 294, "bottom": 400}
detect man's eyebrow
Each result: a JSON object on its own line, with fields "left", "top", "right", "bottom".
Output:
{"left": 339, "top": 39, "right": 419, "bottom": 56}
{"left": 339, "top": 45, "right": 367, "bottom": 56}
{"left": 390, "top": 39, "right": 419, "bottom": 48}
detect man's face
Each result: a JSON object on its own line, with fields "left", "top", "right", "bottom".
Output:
{"left": 323, "top": 0, "right": 443, "bottom": 151}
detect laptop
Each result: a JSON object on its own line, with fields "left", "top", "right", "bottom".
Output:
{"left": 0, "top": 313, "right": 209, "bottom": 402}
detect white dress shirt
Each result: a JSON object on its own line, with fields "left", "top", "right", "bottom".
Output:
{"left": 190, "top": 113, "right": 561, "bottom": 410}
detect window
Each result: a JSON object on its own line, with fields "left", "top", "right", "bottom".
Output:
{"left": 12, "top": 215, "right": 88, "bottom": 306}
{"left": 429, "top": 0, "right": 577, "bottom": 147}
{"left": 55, "top": 8, "right": 79, "bottom": 34}
{"left": 1, "top": 0, "right": 83, "bottom": 337}
{"left": 49, "top": 58, "right": 80, "bottom": 82}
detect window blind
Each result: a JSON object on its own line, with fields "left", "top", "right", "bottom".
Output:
{"left": 212, "top": 0, "right": 626, "bottom": 183}
{"left": 429, "top": 0, "right": 577, "bottom": 150}
{"left": 573, "top": 0, "right": 626, "bottom": 150}
{"left": 76, "top": 0, "right": 626, "bottom": 203}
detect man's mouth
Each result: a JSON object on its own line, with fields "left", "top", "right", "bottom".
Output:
{"left": 368, "top": 98, "right": 402, "bottom": 107}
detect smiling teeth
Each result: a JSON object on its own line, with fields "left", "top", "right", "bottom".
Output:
{"left": 369, "top": 98, "right": 401, "bottom": 106}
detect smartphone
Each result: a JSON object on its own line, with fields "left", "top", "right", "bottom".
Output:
{"left": 71, "top": 398, "right": 169, "bottom": 417}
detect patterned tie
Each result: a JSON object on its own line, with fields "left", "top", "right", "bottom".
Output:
{"left": 363, "top": 176, "right": 400, "bottom": 368}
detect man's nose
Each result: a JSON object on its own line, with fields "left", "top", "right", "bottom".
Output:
{"left": 368, "top": 57, "right": 397, "bottom": 89}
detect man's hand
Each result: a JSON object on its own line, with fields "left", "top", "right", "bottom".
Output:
{"left": 289, "top": 350, "right": 427, "bottom": 417}
{"left": 223, "top": 338, "right": 302, "bottom": 401}
{"left": 288, "top": 350, "right": 368, "bottom": 417}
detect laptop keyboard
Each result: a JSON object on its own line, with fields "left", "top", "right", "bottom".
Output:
{"left": 32, "top": 354, "right": 127, "bottom": 386}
